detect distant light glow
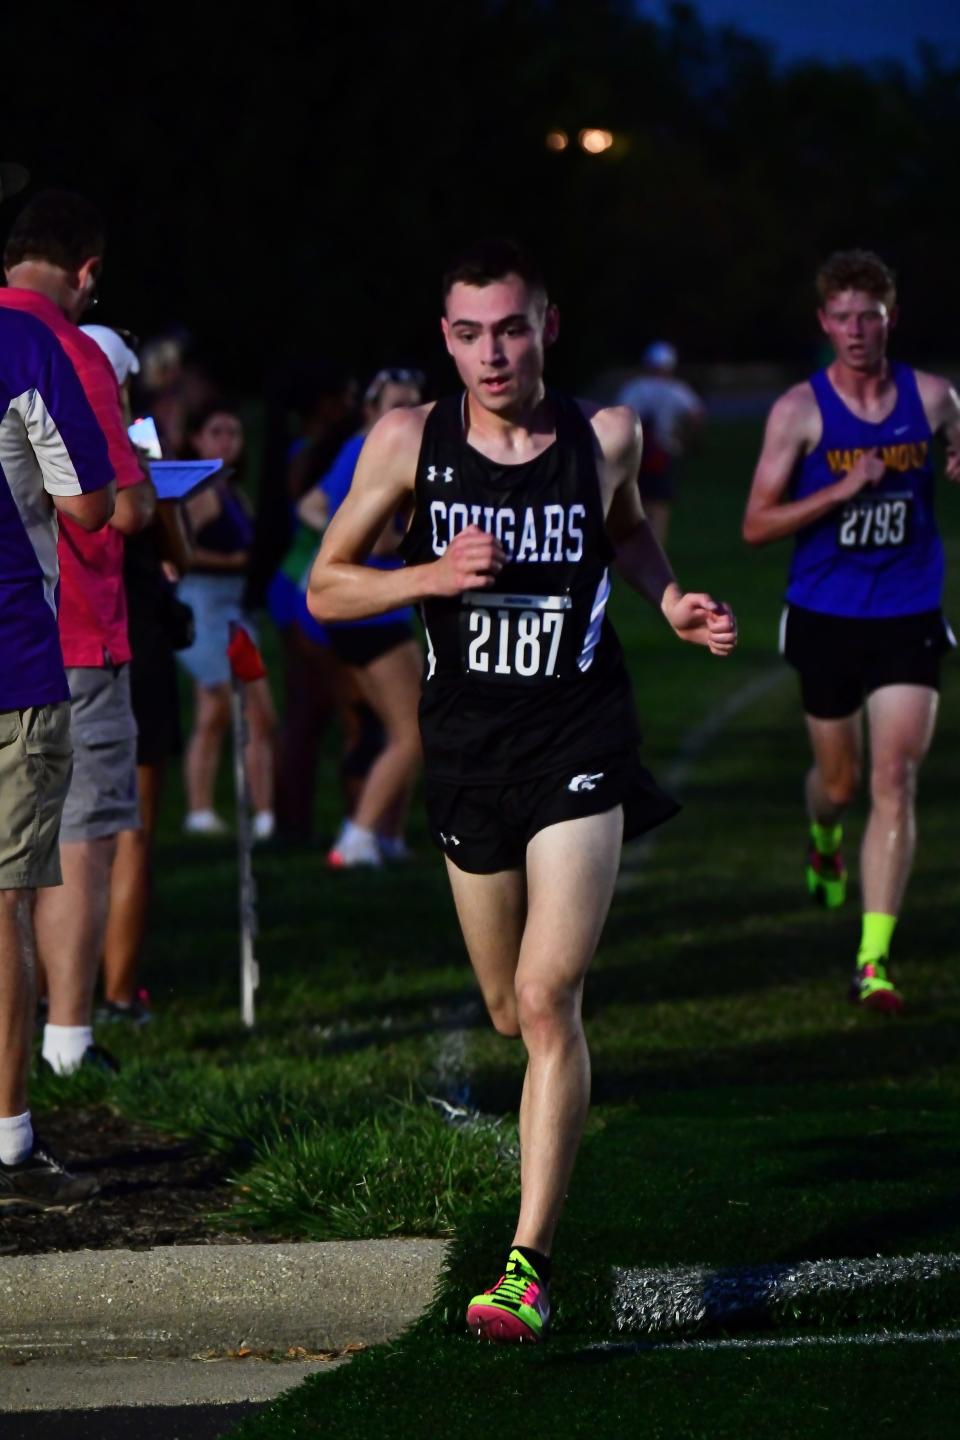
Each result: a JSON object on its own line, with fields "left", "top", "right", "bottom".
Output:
{"left": 579, "top": 128, "right": 614, "bottom": 155}
{"left": 545, "top": 130, "right": 569, "bottom": 151}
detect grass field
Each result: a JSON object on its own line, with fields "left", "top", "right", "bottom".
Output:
{"left": 32, "top": 419, "right": 960, "bottom": 1436}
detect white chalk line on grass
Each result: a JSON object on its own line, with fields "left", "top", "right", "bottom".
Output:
{"left": 616, "top": 666, "right": 787, "bottom": 893}
{"left": 613, "top": 1252, "right": 960, "bottom": 1334}
{"left": 589, "top": 1327, "right": 960, "bottom": 1355}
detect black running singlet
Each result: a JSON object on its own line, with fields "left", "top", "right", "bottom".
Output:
{"left": 399, "top": 391, "right": 640, "bottom": 783}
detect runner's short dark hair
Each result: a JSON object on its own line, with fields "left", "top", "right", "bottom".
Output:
{"left": 3, "top": 189, "right": 105, "bottom": 273}
{"left": 442, "top": 238, "right": 547, "bottom": 308}
{"left": 816, "top": 250, "right": 896, "bottom": 309}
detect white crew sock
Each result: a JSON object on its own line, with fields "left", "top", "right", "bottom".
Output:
{"left": 42, "top": 1024, "right": 93, "bottom": 1076}
{"left": 340, "top": 820, "right": 375, "bottom": 847}
{"left": 0, "top": 1111, "right": 34, "bottom": 1166}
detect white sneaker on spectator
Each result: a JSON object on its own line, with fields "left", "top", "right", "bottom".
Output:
{"left": 184, "top": 809, "right": 229, "bottom": 836}
{"left": 327, "top": 821, "right": 382, "bottom": 869}
{"left": 252, "top": 811, "right": 275, "bottom": 842}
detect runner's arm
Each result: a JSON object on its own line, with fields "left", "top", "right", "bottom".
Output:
{"left": 915, "top": 372, "right": 960, "bottom": 482}
{"left": 603, "top": 409, "right": 676, "bottom": 606}
{"left": 742, "top": 388, "right": 882, "bottom": 545}
{"left": 307, "top": 410, "right": 428, "bottom": 620}
{"left": 600, "top": 406, "right": 736, "bottom": 655}
{"left": 308, "top": 408, "right": 505, "bottom": 621}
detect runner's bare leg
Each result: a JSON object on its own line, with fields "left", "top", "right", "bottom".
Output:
{"left": 805, "top": 711, "right": 862, "bottom": 825}
{"left": 447, "top": 808, "right": 623, "bottom": 1254}
{"left": 444, "top": 863, "right": 525, "bottom": 1036}
{"left": 861, "top": 685, "right": 938, "bottom": 914}
{"left": 512, "top": 809, "right": 622, "bottom": 1253}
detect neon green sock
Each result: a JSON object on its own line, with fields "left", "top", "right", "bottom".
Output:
{"left": 810, "top": 822, "right": 843, "bottom": 857}
{"left": 857, "top": 912, "right": 897, "bottom": 966}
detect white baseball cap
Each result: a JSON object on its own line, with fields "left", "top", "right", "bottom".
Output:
{"left": 80, "top": 324, "right": 140, "bottom": 385}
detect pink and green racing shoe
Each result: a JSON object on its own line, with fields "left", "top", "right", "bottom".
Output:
{"left": 850, "top": 958, "right": 904, "bottom": 1015}
{"left": 466, "top": 1248, "right": 551, "bottom": 1344}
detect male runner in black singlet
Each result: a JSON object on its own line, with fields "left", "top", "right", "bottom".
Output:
{"left": 309, "top": 240, "right": 737, "bottom": 1342}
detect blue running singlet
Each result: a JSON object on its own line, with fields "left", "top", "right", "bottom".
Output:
{"left": 785, "top": 363, "right": 942, "bottom": 618}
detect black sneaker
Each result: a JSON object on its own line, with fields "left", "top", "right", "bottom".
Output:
{"left": 38, "top": 1044, "right": 120, "bottom": 1078}
{"left": 0, "top": 1139, "right": 99, "bottom": 1211}
{"left": 82, "top": 1043, "right": 121, "bottom": 1074}
{"left": 95, "top": 990, "right": 153, "bottom": 1027}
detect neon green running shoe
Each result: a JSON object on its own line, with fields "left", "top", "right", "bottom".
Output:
{"left": 849, "top": 958, "right": 904, "bottom": 1015}
{"left": 466, "top": 1248, "right": 551, "bottom": 1344}
{"left": 806, "top": 840, "right": 847, "bottom": 909}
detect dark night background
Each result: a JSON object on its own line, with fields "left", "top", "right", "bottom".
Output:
{"left": 3, "top": 0, "right": 959, "bottom": 390}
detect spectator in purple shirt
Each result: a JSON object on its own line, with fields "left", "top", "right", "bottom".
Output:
{"left": 0, "top": 304, "right": 115, "bottom": 1209}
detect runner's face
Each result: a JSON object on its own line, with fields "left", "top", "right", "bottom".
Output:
{"left": 818, "top": 289, "right": 892, "bottom": 372}
{"left": 192, "top": 413, "right": 244, "bottom": 465}
{"left": 442, "top": 276, "right": 557, "bottom": 414}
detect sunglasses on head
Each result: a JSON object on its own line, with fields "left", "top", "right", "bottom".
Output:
{"left": 364, "top": 367, "right": 425, "bottom": 404}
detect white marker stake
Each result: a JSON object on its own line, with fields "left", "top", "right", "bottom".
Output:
{"left": 229, "top": 628, "right": 260, "bottom": 1029}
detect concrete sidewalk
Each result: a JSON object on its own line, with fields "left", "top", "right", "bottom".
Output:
{"left": 0, "top": 1238, "right": 447, "bottom": 1364}
{"left": 0, "top": 1355, "right": 347, "bottom": 1412}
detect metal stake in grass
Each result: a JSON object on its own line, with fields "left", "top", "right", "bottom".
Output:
{"left": 227, "top": 623, "right": 264, "bottom": 1029}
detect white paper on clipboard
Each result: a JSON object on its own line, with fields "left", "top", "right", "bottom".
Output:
{"left": 128, "top": 416, "right": 163, "bottom": 458}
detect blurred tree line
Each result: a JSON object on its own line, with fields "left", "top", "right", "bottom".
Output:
{"left": 3, "top": 0, "right": 957, "bottom": 388}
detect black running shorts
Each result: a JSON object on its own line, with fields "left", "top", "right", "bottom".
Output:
{"left": 326, "top": 621, "right": 415, "bottom": 668}
{"left": 423, "top": 750, "right": 679, "bottom": 874}
{"left": 781, "top": 604, "right": 955, "bottom": 720}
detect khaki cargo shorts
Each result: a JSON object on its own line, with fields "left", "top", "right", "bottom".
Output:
{"left": 60, "top": 665, "right": 139, "bottom": 843}
{"left": 0, "top": 703, "right": 73, "bottom": 890}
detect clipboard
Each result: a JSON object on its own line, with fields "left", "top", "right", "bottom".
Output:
{"left": 148, "top": 459, "right": 223, "bottom": 500}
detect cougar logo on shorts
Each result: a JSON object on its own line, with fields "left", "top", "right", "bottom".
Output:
{"left": 568, "top": 772, "right": 603, "bottom": 792}
{"left": 427, "top": 465, "right": 455, "bottom": 484}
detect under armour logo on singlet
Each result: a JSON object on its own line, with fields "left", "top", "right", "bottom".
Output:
{"left": 427, "top": 465, "right": 454, "bottom": 484}
{"left": 568, "top": 773, "right": 604, "bottom": 792}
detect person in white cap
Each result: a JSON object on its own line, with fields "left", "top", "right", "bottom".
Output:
{"left": 80, "top": 324, "right": 192, "bottom": 1026}
{"left": 79, "top": 324, "right": 140, "bottom": 387}
{"left": 616, "top": 342, "right": 705, "bottom": 543}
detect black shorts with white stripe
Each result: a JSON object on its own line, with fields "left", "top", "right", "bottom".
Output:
{"left": 423, "top": 750, "right": 679, "bottom": 874}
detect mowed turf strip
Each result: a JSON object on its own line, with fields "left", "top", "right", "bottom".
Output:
{"left": 226, "top": 1335, "right": 960, "bottom": 1440}
{"left": 24, "top": 419, "right": 960, "bottom": 1432}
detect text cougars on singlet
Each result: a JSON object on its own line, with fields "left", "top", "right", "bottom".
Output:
{"left": 428, "top": 499, "right": 587, "bottom": 563}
